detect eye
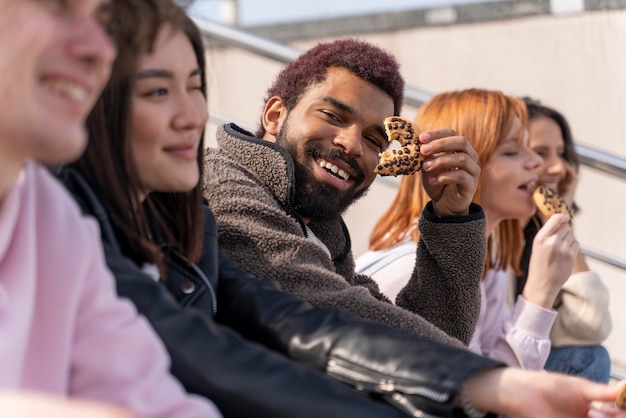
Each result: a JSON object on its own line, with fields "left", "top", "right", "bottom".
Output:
{"left": 143, "top": 88, "right": 168, "bottom": 98}
{"left": 321, "top": 110, "right": 341, "bottom": 123}
{"left": 363, "top": 136, "right": 383, "bottom": 153}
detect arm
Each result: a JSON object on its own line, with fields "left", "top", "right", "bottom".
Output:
{"left": 216, "top": 253, "right": 504, "bottom": 417}
{"left": 464, "top": 368, "right": 626, "bottom": 418}
{"left": 396, "top": 202, "right": 486, "bottom": 344}
{"left": 394, "top": 129, "right": 485, "bottom": 344}
{"left": 475, "top": 269, "right": 556, "bottom": 370}
{"left": 203, "top": 149, "right": 465, "bottom": 348}
{"left": 550, "top": 270, "right": 612, "bottom": 346}
{"left": 218, "top": 260, "right": 626, "bottom": 417}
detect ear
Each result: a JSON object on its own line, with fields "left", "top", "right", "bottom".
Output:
{"left": 262, "top": 96, "right": 287, "bottom": 142}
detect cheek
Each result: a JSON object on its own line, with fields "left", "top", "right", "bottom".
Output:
{"left": 535, "top": 162, "right": 549, "bottom": 178}
{"left": 362, "top": 152, "right": 380, "bottom": 183}
{"left": 130, "top": 106, "right": 161, "bottom": 148}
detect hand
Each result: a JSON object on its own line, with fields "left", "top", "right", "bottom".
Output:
{"left": 523, "top": 213, "right": 578, "bottom": 308}
{"left": 465, "top": 368, "right": 626, "bottom": 418}
{"left": 558, "top": 161, "right": 579, "bottom": 208}
{"left": 588, "top": 381, "right": 626, "bottom": 418}
{"left": 0, "top": 392, "right": 137, "bottom": 418}
{"left": 418, "top": 129, "right": 480, "bottom": 217}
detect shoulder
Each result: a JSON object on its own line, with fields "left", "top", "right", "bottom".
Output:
{"left": 29, "top": 163, "right": 103, "bottom": 263}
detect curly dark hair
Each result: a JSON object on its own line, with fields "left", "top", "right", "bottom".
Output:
{"left": 256, "top": 38, "right": 404, "bottom": 137}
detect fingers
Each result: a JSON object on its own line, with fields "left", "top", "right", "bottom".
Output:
{"left": 536, "top": 213, "right": 571, "bottom": 236}
{"left": 419, "top": 129, "right": 478, "bottom": 162}
{"left": 537, "top": 215, "right": 578, "bottom": 250}
{"left": 582, "top": 381, "right": 624, "bottom": 404}
{"left": 419, "top": 130, "right": 480, "bottom": 180}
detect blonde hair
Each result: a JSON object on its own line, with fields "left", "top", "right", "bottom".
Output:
{"left": 369, "top": 88, "right": 528, "bottom": 274}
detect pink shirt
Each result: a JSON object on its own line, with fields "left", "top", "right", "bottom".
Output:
{"left": 358, "top": 242, "right": 557, "bottom": 370}
{"left": 0, "top": 162, "right": 221, "bottom": 417}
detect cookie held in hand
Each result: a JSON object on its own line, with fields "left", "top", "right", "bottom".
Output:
{"left": 375, "top": 116, "right": 425, "bottom": 177}
{"left": 532, "top": 185, "right": 572, "bottom": 224}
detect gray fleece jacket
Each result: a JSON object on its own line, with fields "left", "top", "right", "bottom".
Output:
{"left": 202, "top": 123, "right": 487, "bottom": 347}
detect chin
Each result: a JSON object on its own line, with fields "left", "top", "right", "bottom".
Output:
{"left": 35, "top": 142, "right": 86, "bottom": 165}
{"left": 32, "top": 126, "right": 87, "bottom": 165}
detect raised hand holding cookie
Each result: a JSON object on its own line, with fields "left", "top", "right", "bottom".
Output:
{"left": 523, "top": 213, "right": 578, "bottom": 308}
{"left": 419, "top": 129, "right": 480, "bottom": 217}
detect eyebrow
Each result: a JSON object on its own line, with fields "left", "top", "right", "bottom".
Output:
{"left": 320, "top": 96, "right": 387, "bottom": 139}
{"left": 135, "top": 68, "right": 202, "bottom": 80}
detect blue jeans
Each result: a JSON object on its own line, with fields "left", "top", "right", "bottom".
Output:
{"left": 544, "top": 345, "right": 611, "bottom": 383}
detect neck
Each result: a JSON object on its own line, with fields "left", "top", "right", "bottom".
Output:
{"left": 486, "top": 212, "right": 500, "bottom": 237}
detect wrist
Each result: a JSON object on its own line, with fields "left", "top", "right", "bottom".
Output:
{"left": 432, "top": 201, "right": 470, "bottom": 217}
{"left": 459, "top": 384, "right": 488, "bottom": 418}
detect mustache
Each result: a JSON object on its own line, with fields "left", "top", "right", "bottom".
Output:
{"left": 305, "top": 144, "right": 366, "bottom": 183}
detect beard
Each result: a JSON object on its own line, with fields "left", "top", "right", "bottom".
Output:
{"left": 276, "top": 121, "right": 368, "bottom": 222}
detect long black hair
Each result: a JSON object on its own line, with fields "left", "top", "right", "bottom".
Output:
{"left": 72, "top": 12, "right": 207, "bottom": 273}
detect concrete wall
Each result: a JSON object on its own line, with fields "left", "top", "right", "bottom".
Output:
{"left": 202, "top": 1, "right": 626, "bottom": 370}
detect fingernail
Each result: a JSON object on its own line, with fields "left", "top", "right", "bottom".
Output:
{"left": 421, "top": 143, "right": 432, "bottom": 155}
{"left": 420, "top": 132, "right": 431, "bottom": 143}
{"left": 428, "top": 176, "right": 438, "bottom": 185}
{"left": 422, "top": 161, "right": 432, "bottom": 171}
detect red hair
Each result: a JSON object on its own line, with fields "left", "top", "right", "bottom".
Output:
{"left": 369, "top": 88, "right": 528, "bottom": 274}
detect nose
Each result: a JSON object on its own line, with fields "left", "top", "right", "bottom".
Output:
{"left": 525, "top": 147, "right": 543, "bottom": 171}
{"left": 333, "top": 126, "right": 363, "bottom": 157}
{"left": 173, "top": 94, "right": 208, "bottom": 131}
{"left": 546, "top": 155, "right": 568, "bottom": 177}
{"left": 68, "top": 17, "right": 116, "bottom": 75}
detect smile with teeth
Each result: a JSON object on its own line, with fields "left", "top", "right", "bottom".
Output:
{"left": 46, "top": 80, "right": 89, "bottom": 102}
{"left": 318, "top": 158, "right": 350, "bottom": 181}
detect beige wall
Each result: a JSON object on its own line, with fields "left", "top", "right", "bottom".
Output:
{"left": 204, "top": 9, "right": 626, "bottom": 370}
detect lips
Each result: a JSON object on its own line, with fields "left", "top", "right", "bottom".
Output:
{"left": 518, "top": 178, "right": 538, "bottom": 194}
{"left": 163, "top": 141, "right": 198, "bottom": 160}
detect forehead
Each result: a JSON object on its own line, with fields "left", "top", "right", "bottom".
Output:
{"left": 138, "top": 27, "right": 195, "bottom": 70}
{"left": 496, "top": 116, "right": 527, "bottom": 147}
{"left": 529, "top": 116, "right": 563, "bottom": 142}
{"left": 300, "top": 67, "right": 394, "bottom": 117}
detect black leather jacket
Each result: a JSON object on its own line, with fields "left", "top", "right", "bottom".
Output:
{"left": 59, "top": 167, "right": 502, "bottom": 418}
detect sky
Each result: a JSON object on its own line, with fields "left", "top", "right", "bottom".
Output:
{"left": 188, "top": 0, "right": 505, "bottom": 26}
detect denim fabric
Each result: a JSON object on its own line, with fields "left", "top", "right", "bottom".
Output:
{"left": 544, "top": 345, "right": 611, "bottom": 383}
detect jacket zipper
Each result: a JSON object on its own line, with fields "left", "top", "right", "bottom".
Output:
{"left": 327, "top": 359, "right": 448, "bottom": 417}
{"left": 188, "top": 262, "right": 218, "bottom": 316}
